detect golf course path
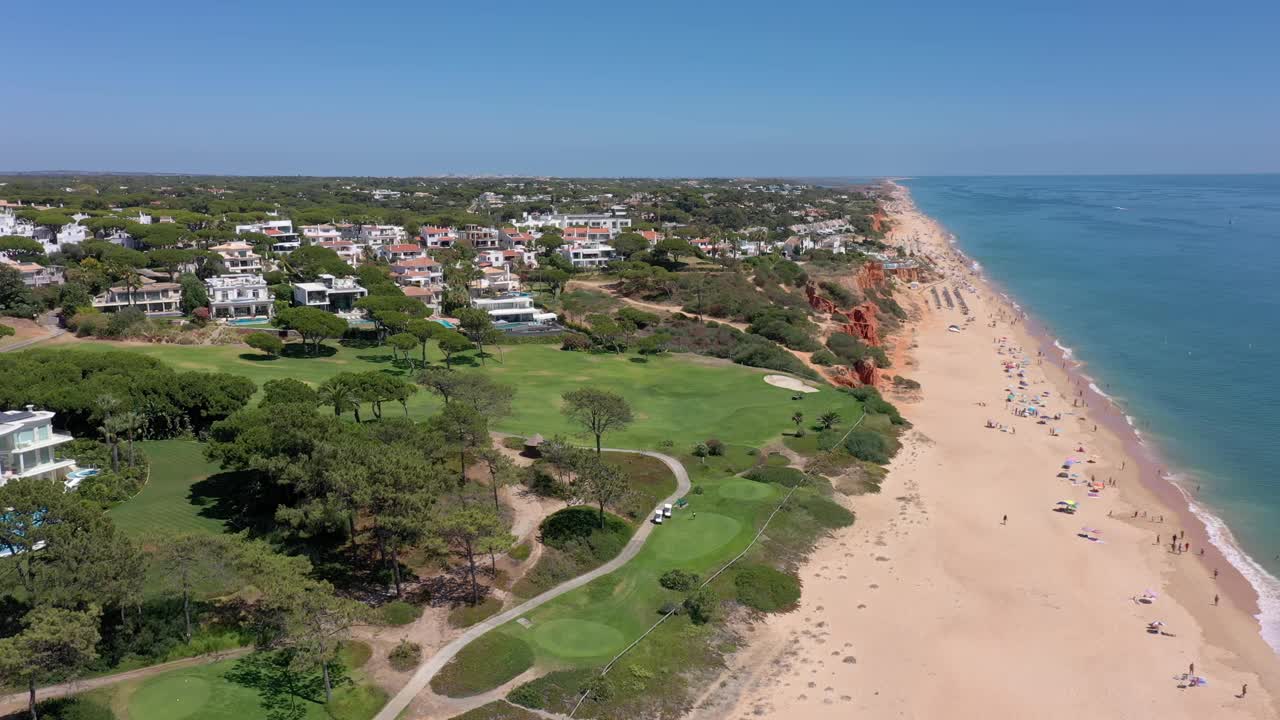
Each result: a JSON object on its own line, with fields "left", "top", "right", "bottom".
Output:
{"left": 374, "top": 448, "right": 691, "bottom": 720}
{"left": 0, "top": 648, "right": 251, "bottom": 716}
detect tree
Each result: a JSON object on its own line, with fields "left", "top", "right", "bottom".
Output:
{"left": 610, "top": 231, "right": 649, "bottom": 259}
{"left": 587, "top": 314, "right": 629, "bottom": 354}
{"left": 791, "top": 411, "right": 804, "bottom": 433}
{"left": 533, "top": 267, "right": 570, "bottom": 296}
{"left": 276, "top": 306, "right": 348, "bottom": 355}
{"left": 456, "top": 308, "right": 496, "bottom": 365}
{"left": 0, "top": 265, "right": 37, "bottom": 319}
{"left": 477, "top": 447, "right": 518, "bottom": 515}
{"left": 436, "top": 329, "right": 473, "bottom": 368}
{"left": 417, "top": 366, "right": 463, "bottom": 404}
{"left": 405, "top": 317, "right": 437, "bottom": 366}
{"left": 635, "top": 332, "right": 671, "bottom": 356}
{"left": 318, "top": 374, "right": 361, "bottom": 420}
{"left": 0, "top": 236, "right": 46, "bottom": 263}
{"left": 576, "top": 454, "right": 629, "bottom": 529}
{"left": 817, "top": 411, "right": 841, "bottom": 430}
{"left": 535, "top": 232, "right": 565, "bottom": 256}
{"left": 427, "top": 402, "right": 489, "bottom": 487}
{"left": 149, "top": 248, "right": 193, "bottom": 281}
{"left": 561, "top": 388, "right": 634, "bottom": 454}
{"left": 389, "top": 332, "right": 419, "bottom": 363}
{"left": 262, "top": 577, "right": 365, "bottom": 703}
{"left": 433, "top": 506, "right": 505, "bottom": 605}
{"left": 450, "top": 372, "right": 515, "bottom": 421}
{"left": 0, "top": 606, "right": 101, "bottom": 720}
{"left": 0, "top": 324, "right": 13, "bottom": 339}
{"left": 178, "top": 272, "right": 209, "bottom": 315}
{"left": 156, "top": 533, "right": 233, "bottom": 642}
{"left": 261, "top": 378, "right": 320, "bottom": 408}
{"left": 245, "top": 332, "right": 284, "bottom": 357}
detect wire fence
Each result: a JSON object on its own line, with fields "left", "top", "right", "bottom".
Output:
{"left": 567, "top": 411, "right": 866, "bottom": 718}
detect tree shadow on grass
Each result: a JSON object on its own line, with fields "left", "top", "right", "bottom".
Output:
{"left": 189, "top": 470, "right": 279, "bottom": 534}
{"left": 281, "top": 344, "right": 337, "bottom": 359}
{"left": 238, "top": 353, "right": 280, "bottom": 362}
{"left": 225, "top": 651, "right": 342, "bottom": 720}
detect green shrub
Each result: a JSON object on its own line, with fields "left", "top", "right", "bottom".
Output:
{"left": 540, "top": 506, "right": 630, "bottom": 553}
{"left": 379, "top": 600, "right": 421, "bottom": 626}
{"left": 744, "top": 465, "right": 807, "bottom": 488}
{"left": 431, "top": 633, "right": 535, "bottom": 697}
{"left": 389, "top": 640, "right": 422, "bottom": 672}
{"left": 818, "top": 281, "right": 857, "bottom": 307}
{"left": 734, "top": 564, "right": 802, "bottom": 612}
{"left": 842, "top": 428, "right": 894, "bottom": 464}
{"left": 560, "top": 333, "right": 592, "bottom": 351}
{"left": 34, "top": 697, "right": 115, "bottom": 720}
{"left": 508, "top": 543, "right": 532, "bottom": 561}
{"left": 892, "top": 375, "right": 921, "bottom": 390}
{"left": 809, "top": 349, "right": 838, "bottom": 366}
{"left": 449, "top": 597, "right": 503, "bottom": 628}
{"left": 704, "top": 438, "right": 725, "bottom": 456}
{"left": 659, "top": 569, "right": 701, "bottom": 592}
{"left": 683, "top": 587, "right": 719, "bottom": 625}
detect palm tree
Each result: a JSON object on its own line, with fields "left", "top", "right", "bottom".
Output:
{"left": 318, "top": 376, "right": 360, "bottom": 422}
{"left": 791, "top": 411, "right": 804, "bottom": 434}
{"left": 116, "top": 410, "right": 144, "bottom": 468}
{"left": 817, "top": 411, "right": 841, "bottom": 431}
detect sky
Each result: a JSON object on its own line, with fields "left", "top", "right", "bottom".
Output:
{"left": 3, "top": 0, "right": 1278, "bottom": 176}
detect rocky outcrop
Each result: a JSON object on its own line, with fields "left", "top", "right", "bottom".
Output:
{"left": 826, "top": 361, "right": 880, "bottom": 388}
{"left": 805, "top": 276, "right": 888, "bottom": 388}
{"left": 852, "top": 262, "right": 886, "bottom": 293}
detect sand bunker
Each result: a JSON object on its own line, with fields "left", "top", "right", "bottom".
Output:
{"left": 764, "top": 375, "right": 818, "bottom": 393}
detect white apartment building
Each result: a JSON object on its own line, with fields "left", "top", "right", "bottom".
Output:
{"left": 421, "top": 226, "right": 456, "bottom": 249}
{"left": 359, "top": 225, "right": 407, "bottom": 245}
{"left": 1, "top": 257, "right": 63, "bottom": 288}
{"left": 206, "top": 274, "right": 274, "bottom": 321}
{"left": 459, "top": 224, "right": 501, "bottom": 250}
{"left": 560, "top": 242, "right": 616, "bottom": 269}
{"left": 0, "top": 209, "right": 34, "bottom": 237}
{"left": 0, "top": 408, "right": 77, "bottom": 485}
{"left": 513, "top": 212, "right": 631, "bottom": 237}
{"left": 302, "top": 224, "right": 343, "bottom": 243}
{"left": 210, "top": 242, "right": 264, "bottom": 274}
{"left": 292, "top": 274, "right": 367, "bottom": 314}
{"left": 237, "top": 219, "right": 298, "bottom": 252}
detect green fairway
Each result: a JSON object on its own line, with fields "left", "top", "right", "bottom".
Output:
{"left": 58, "top": 341, "right": 857, "bottom": 450}
{"left": 648, "top": 512, "right": 742, "bottom": 562}
{"left": 531, "top": 619, "right": 626, "bottom": 658}
{"left": 717, "top": 479, "right": 777, "bottom": 501}
{"left": 108, "top": 439, "right": 233, "bottom": 537}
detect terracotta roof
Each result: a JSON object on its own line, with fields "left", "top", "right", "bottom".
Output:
{"left": 386, "top": 244, "right": 421, "bottom": 253}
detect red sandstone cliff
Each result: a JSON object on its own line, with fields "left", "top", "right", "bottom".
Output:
{"left": 804, "top": 271, "right": 892, "bottom": 387}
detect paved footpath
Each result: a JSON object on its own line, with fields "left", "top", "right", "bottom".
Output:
{"left": 373, "top": 449, "right": 691, "bottom": 720}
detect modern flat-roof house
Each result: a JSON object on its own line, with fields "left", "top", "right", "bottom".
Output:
{"left": 301, "top": 224, "right": 343, "bottom": 243}
{"left": 359, "top": 225, "right": 406, "bottom": 245}
{"left": 237, "top": 220, "right": 299, "bottom": 254}
{"left": 471, "top": 266, "right": 521, "bottom": 296}
{"left": 460, "top": 224, "right": 501, "bottom": 250}
{"left": 292, "top": 274, "right": 367, "bottom": 314}
{"left": 379, "top": 243, "right": 426, "bottom": 263}
{"left": 391, "top": 257, "right": 443, "bottom": 286}
{"left": 560, "top": 242, "right": 616, "bottom": 269}
{"left": 513, "top": 212, "right": 631, "bottom": 237}
{"left": 206, "top": 274, "right": 274, "bottom": 322}
{"left": 421, "top": 226, "right": 456, "bottom": 249}
{"left": 92, "top": 280, "right": 182, "bottom": 316}
{"left": 210, "top": 242, "right": 264, "bottom": 274}
{"left": 472, "top": 293, "right": 557, "bottom": 324}
{"left": 0, "top": 408, "right": 77, "bottom": 485}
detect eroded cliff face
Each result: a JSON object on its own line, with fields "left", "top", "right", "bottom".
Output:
{"left": 804, "top": 270, "right": 890, "bottom": 387}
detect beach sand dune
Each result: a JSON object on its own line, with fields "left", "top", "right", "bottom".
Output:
{"left": 694, "top": 189, "right": 1280, "bottom": 720}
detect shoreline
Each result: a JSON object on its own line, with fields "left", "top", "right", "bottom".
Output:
{"left": 695, "top": 182, "right": 1280, "bottom": 719}
{"left": 902, "top": 179, "right": 1278, "bottom": 650}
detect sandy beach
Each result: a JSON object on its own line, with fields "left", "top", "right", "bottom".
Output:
{"left": 694, "top": 184, "right": 1280, "bottom": 719}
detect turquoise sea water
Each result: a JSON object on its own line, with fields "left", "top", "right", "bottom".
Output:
{"left": 903, "top": 175, "right": 1280, "bottom": 650}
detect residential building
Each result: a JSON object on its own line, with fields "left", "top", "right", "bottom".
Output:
{"left": 459, "top": 224, "right": 501, "bottom": 250}
{"left": 317, "top": 240, "right": 363, "bottom": 267}
{"left": 0, "top": 257, "right": 63, "bottom": 287}
{"left": 371, "top": 189, "right": 402, "bottom": 201}
{"left": 421, "top": 226, "right": 456, "bottom": 248}
{"left": 379, "top": 243, "right": 426, "bottom": 263}
{"left": 563, "top": 226, "right": 612, "bottom": 244}
{"left": 0, "top": 408, "right": 77, "bottom": 485}
{"left": 301, "top": 224, "right": 343, "bottom": 243}
{"left": 391, "top": 257, "right": 443, "bottom": 287}
{"left": 499, "top": 228, "right": 535, "bottom": 249}
{"left": 513, "top": 212, "right": 631, "bottom": 237}
{"left": 210, "top": 242, "right": 264, "bottom": 274}
{"left": 237, "top": 220, "right": 298, "bottom": 252}
{"left": 0, "top": 209, "right": 34, "bottom": 237}
{"left": 206, "top": 274, "right": 274, "bottom": 322}
{"left": 471, "top": 266, "right": 520, "bottom": 296}
{"left": 472, "top": 293, "right": 557, "bottom": 324}
{"left": 92, "top": 280, "right": 182, "bottom": 316}
{"left": 560, "top": 242, "right": 616, "bottom": 269}
{"left": 292, "top": 274, "right": 367, "bottom": 314}
{"left": 359, "top": 225, "right": 407, "bottom": 245}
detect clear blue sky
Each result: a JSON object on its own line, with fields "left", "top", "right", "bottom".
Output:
{"left": 3, "top": 0, "right": 1277, "bottom": 176}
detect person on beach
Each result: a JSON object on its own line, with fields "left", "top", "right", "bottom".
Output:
{"left": 1242, "top": 683, "right": 1247, "bottom": 697}
{"left": 1214, "top": 569, "right": 1219, "bottom": 579}
{"left": 1157, "top": 535, "right": 1160, "bottom": 545}
{"left": 1002, "top": 514, "right": 1007, "bottom": 525}
{"left": 1214, "top": 594, "right": 1219, "bottom": 606}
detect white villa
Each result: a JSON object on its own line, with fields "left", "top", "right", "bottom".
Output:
{"left": 560, "top": 242, "right": 615, "bottom": 269}
{"left": 0, "top": 408, "right": 77, "bottom": 485}
{"left": 210, "top": 242, "right": 264, "bottom": 274}
{"left": 292, "top": 274, "right": 367, "bottom": 314}
{"left": 206, "top": 274, "right": 274, "bottom": 322}
{"left": 472, "top": 293, "right": 557, "bottom": 324}
{"left": 513, "top": 212, "right": 631, "bottom": 237}
{"left": 92, "top": 280, "right": 182, "bottom": 316}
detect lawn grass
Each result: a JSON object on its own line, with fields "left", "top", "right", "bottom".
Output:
{"left": 448, "top": 597, "right": 503, "bottom": 628}
{"left": 107, "top": 439, "right": 233, "bottom": 537}
{"left": 430, "top": 633, "right": 535, "bottom": 697}
{"left": 82, "top": 652, "right": 385, "bottom": 720}
{"left": 447, "top": 701, "right": 544, "bottom": 720}
{"left": 58, "top": 340, "right": 858, "bottom": 451}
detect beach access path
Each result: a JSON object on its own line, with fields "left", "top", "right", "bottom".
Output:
{"left": 374, "top": 448, "right": 691, "bottom": 720}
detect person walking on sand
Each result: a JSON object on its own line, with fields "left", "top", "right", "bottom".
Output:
{"left": 1242, "top": 683, "right": 1247, "bottom": 697}
{"left": 1214, "top": 569, "right": 1219, "bottom": 579}
{"left": 1002, "top": 514, "right": 1008, "bottom": 525}
{"left": 1214, "top": 594, "right": 1219, "bottom": 606}
{"left": 1190, "top": 662, "right": 1195, "bottom": 675}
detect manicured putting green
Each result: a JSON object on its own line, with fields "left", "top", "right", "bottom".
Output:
{"left": 649, "top": 512, "right": 741, "bottom": 562}
{"left": 129, "top": 672, "right": 216, "bottom": 720}
{"left": 718, "top": 479, "right": 777, "bottom": 501}
{"left": 531, "top": 619, "right": 626, "bottom": 658}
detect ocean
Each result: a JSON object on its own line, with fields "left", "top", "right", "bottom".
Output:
{"left": 902, "top": 175, "right": 1280, "bottom": 652}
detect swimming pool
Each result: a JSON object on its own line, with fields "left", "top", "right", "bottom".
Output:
{"left": 433, "top": 319, "right": 456, "bottom": 329}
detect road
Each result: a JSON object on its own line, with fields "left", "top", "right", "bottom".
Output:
{"left": 373, "top": 449, "right": 691, "bottom": 720}
{"left": 0, "top": 313, "right": 64, "bottom": 353}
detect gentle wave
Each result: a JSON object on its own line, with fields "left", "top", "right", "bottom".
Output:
{"left": 1179, "top": 485, "right": 1280, "bottom": 655}
{"left": 1053, "top": 339, "right": 1074, "bottom": 360}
